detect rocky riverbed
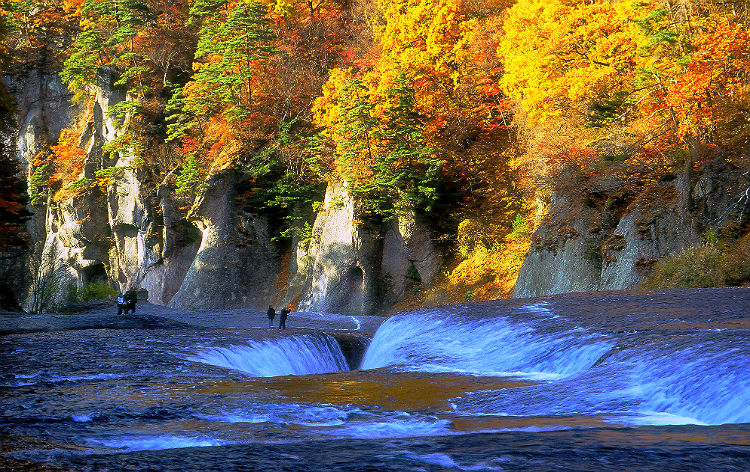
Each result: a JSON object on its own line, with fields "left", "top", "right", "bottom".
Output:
{"left": 1, "top": 288, "right": 748, "bottom": 471}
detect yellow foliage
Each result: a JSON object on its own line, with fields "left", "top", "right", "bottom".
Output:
{"left": 498, "top": 0, "right": 639, "bottom": 125}
{"left": 426, "top": 236, "right": 532, "bottom": 305}
{"left": 273, "top": 0, "right": 297, "bottom": 18}
{"left": 312, "top": 67, "right": 354, "bottom": 141}
{"left": 367, "top": 0, "right": 477, "bottom": 116}
{"left": 314, "top": 0, "right": 508, "bottom": 183}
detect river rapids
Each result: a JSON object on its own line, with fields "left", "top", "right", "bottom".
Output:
{"left": 1, "top": 288, "right": 748, "bottom": 471}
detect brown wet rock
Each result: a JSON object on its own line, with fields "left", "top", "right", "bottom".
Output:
{"left": 188, "top": 370, "right": 536, "bottom": 413}
{"left": 0, "top": 435, "right": 81, "bottom": 472}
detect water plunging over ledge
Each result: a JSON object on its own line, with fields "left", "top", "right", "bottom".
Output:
{"left": 1, "top": 288, "right": 748, "bottom": 471}
{"left": 186, "top": 334, "right": 350, "bottom": 377}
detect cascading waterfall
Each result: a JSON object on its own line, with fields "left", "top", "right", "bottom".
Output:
{"left": 361, "top": 309, "right": 750, "bottom": 426}
{"left": 602, "top": 340, "right": 750, "bottom": 425}
{"left": 361, "top": 309, "right": 614, "bottom": 379}
{"left": 186, "top": 334, "right": 349, "bottom": 377}
{"left": 3, "top": 288, "right": 748, "bottom": 469}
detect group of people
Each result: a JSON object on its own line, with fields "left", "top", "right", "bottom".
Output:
{"left": 116, "top": 288, "right": 290, "bottom": 330}
{"left": 267, "top": 305, "right": 290, "bottom": 329}
{"left": 116, "top": 289, "right": 138, "bottom": 315}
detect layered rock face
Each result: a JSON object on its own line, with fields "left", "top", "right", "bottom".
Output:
{"left": 289, "top": 182, "right": 441, "bottom": 316}
{"left": 293, "top": 181, "right": 380, "bottom": 315}
{"left": 9, "top": 70, "right": 745, "bottom": 310}
{"left": 514, "top": 161, "right": 749, "bottom": 298}
{"left": 8, "top": 72, "right": 442, "bottom": 314}
{"left": 166, "top": 173, "right": 280, "bottom": 310}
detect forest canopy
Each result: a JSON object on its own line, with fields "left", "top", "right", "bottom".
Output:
{"left": 1, "top": 0, "right": 749, "bottom": 297}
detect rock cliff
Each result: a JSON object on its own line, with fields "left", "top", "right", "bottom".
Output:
{"left": 6, "top": 71, "right": 442, "bottom": 315}
{"left": 286, "top": 181, "right": 441, "bottom": 316}
{"left": 514, "top": 160, "right": 750, "bottom": 298}
{"left": 9, "top": 70, "right": 745, "bottom": 312}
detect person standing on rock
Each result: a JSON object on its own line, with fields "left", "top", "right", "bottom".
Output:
{"left": 279, "top": 307, "right": 289, "bottom": 330}
{"left": 116, "top": 293, "right": 125, "bottom": 316}
{"left": 124, "top": 289, "right": 138, "bottom": 314}
{"left": 267, "top": 305, "right": 276, "bottom": 328}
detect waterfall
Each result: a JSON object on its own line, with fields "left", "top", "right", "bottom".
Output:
{"left": 361, "top": 310, "right": 613, "bottom": 379}
{"left": 361, "top": 309, "right": 750, "bottom": 426}
{"left": 186, "top": 334, "right": 349, "bottom": 377}
{"left": 601, "top": 340, "right": 750, "bottom": 425}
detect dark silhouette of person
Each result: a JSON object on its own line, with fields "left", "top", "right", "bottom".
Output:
{"left": 267, "top": 305, "right": 276, "bottom": 328}
{"left": 123, "top": 289, "right": 137, "bottom": 314}
{"left": 116, "top": 293, "right": 124, "bottom": 316}
{"left": 279, "top": 307, "right": 289, "bottom": 330}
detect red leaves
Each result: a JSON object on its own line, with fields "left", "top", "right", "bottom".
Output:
{"left": 664, "top": 21, "right": 750, "bottom": 140}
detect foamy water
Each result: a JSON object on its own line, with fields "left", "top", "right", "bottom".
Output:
{"left": 185, "top": 334, "right": 349, "bottom": 377}
{"left": 1, "top": 289, "right": 748, "bottom": 471}
{"left": 361, "top": 306, "right": 750, "bottom": 426}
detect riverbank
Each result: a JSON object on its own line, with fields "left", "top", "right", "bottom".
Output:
{"left": 0, "top": 301, "right": 386, "bottom": 336}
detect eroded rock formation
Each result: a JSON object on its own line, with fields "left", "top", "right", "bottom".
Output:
{"left": 7, "top": 71, "right": 443, "bottom": 314}
{"left": 514, "top": 160, "right": 749, "bottom": 298}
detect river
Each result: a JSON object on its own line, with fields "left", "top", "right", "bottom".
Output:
{"left": 1, "top": 288, "right": 748, "bottom": 471}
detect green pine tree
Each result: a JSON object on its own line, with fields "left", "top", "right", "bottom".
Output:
{"left": 186, "top": 0, "right": 276, "bottom": 120}
{"left": 378, "top": 71, "right": 442, "bottom": 215}
{"left": 61, "top": 0, "right": 153, "bottom": 105}
{"left": 174, "top": 152, "right": 205, "bottom": 201}
{"left": 61, "top": 0, "right": 155, "bottom": 162}
{"left": 334, "top": 78, "right": 385, "bottom": 216}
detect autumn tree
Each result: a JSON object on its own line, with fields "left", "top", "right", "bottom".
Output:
{"left": 376, "top": 71, "right": 442, "bottom": 215}
{"left": 333, "top": 78, "right": 377, "bottom": 182}
{"left": 166, "top": 0, "right": 279, "bottom": 186}
{"left": 1, "top": 0, "right": 78, "bottom": 70}
{"left": 498, "top": 0, "right": 749, "bottom": 181}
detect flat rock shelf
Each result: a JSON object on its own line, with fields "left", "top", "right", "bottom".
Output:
{"left": 1, "top": 288, "right": 748, "bottom": 471}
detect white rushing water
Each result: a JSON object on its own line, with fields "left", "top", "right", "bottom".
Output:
{"left": 186, "top": 334, "right": 349, "bottom": 377}
{"left": 602, "top": 342, "right": 750, "bottom": 425}
{"left": 2, "top": 290, "right": 748, "bottom": 467}
{"left": 361, "top": 310, "right": 613, "bottom": 379}
{"left": 361, "top": 308, "right": 750, "bottom": 426}
{"left": 87, "top": 435, "right": 235, "bottom": 452}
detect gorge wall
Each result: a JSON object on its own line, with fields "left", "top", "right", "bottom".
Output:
{"left": 6, "top": 71, "right": 442, "bottom": 315}
{"left": 5, "top": 71, "right": 748, "bottom": 313}
{"left": 514, "top": 162, "right": 750, "bottom": 298}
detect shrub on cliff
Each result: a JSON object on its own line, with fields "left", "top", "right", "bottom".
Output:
{"left": 641, "top": 236, "right": 750, "bottom": 289}
{"left": 70, "top": 283, "right": 118, "bottom": 303}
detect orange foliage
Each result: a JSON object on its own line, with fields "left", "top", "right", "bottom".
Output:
{"left": 665, "top": 22, "right": 750, "bottom": 142}
{"left": 50, "top": 128, "right": 86, "bottom": 200}
{"left": 62, "top": 0, "right": 84, "bottom": 15}
{"left": 203, "top": 118, "right": 242, "bottom": 172}
{"left": 498, "top": 0, "right": 750, "bottom": 187}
